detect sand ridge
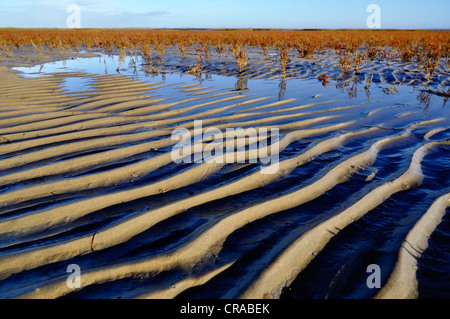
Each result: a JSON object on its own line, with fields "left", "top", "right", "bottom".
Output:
{"left": 0, "top": 50, "right": 449, "bottom": 299}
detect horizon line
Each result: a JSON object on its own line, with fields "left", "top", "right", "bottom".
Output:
{"left": 1, "top": 27, "right": 449, "bottom": 31}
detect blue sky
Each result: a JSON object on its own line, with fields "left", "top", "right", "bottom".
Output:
{"left": 0, "top": 0, "right": 449, "bottom": 29}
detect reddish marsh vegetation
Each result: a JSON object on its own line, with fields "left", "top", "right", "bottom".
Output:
{"left": 0, "top": 29, "right": 448, "bottom": 76}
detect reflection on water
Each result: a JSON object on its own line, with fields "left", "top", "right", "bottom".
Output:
{"left": 278, "top": 78, "right": 287, "bottom": 101}
{"left": 417, "top": 87, "right": 450, "bottom": 115}
{"left": 10, "top": 55, "right": 449, "bottom": 109}
{"left": 233, "top": 76, "right": 248, "bottom": 93}
{"left": 418, "top": 88, "right": 433, "bottom": 115}
{"left": 335, "top": 80, "right": 359, "bottom": 100}
{"left": 11, "top": 53, "right": 449, "bottom": 115}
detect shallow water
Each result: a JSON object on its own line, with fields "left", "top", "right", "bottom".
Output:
{"left": 1, "top": 53, "right": 449, "bottom": 299}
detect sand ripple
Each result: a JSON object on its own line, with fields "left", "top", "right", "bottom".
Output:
{"left": 0, "top": 64, "right": 448, "bottom": 299}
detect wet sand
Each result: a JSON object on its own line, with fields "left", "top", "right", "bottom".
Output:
{"left": 0, "top": 47, "right": 449, "bottom": 299}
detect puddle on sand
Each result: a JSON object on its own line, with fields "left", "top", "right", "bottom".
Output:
{"left": 11, "top": 53, "right": 450, "bottom": 120}
{"left": 1, "top": 52, "right": 450, "bottom": 299}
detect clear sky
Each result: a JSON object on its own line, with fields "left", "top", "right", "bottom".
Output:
{"left": 0, "top": 0, "right": 449, "bottom": 29}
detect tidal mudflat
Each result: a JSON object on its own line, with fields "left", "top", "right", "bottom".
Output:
{"left": 0, "top": 30, "right": 449, "bottom": 299}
